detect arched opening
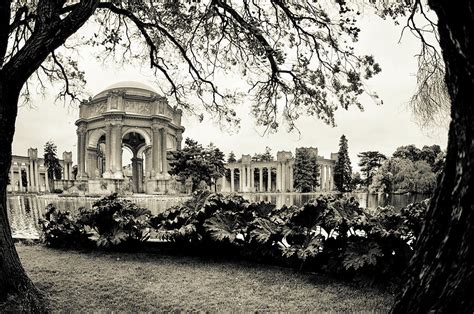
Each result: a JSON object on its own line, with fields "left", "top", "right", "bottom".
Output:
{"left": 122, "top": 132, "right": 146, "bottom": 193}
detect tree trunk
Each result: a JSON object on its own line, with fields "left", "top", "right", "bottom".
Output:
{"left": 393, "top": 2, "right": 474, "bottom": 312}
{"left": 0, "top": 79, "right": 45, "bottom": 311}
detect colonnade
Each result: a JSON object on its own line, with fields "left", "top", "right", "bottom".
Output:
{"left": 224, "top": 162, "right": 294, "bottom": 193}
{"left": 319, "top": 163, "right": 334, "bottom": 191}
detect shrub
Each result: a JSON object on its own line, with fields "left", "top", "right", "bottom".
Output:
{"left": 39, "top": 204, "right": 91, "bottom": 248}
{"left": 78, "top": 193, "right": 151, "bottom": 248}
{"left": 150, "top": 192, "right": 429, "bottom": 283}
{"left": 52, "top": 188, "right": 63, "bottom": 194}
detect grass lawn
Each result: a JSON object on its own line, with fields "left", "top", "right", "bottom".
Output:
{"left": 14, "top": 244, "right": 394, "bottom": 312}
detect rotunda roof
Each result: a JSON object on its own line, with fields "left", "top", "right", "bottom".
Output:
{"left": 93, "top": 81, "right": 159, "bottom": 100}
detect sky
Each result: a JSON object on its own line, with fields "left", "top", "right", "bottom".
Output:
{"left": 11, "top": 11, "right": 448, "bottom": 172}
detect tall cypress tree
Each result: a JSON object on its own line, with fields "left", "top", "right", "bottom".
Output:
{"left": 293, "top": 148, "right": 320, "bottom": 192}
{"left": 334, "top": 135, "right": 352, "bottom": 192}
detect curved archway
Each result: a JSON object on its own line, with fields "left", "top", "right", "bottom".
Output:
{"left": 122, "top": 127, "right": 151, "bottom": 146}
{"left": 87, "top": 128, "right": 106, "bottom": 148}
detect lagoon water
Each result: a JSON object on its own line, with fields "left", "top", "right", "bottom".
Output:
{"left": 7, "top": 192, "right": 429, "bottom": 239}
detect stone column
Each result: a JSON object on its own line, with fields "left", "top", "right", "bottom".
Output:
{"left": 322, "top": 165, "right": 326, "bottom": 190}
{"left": 230, "top": 168, "right": 235, "bottom": 192}
{"left": 87, "top": 148, "right": 98, "bottom": 179}
{"left": 76, "top": 125, "right": 87, "bottom": 179}
{"left": 222, "top": 174, "right": 226, "bottom": 192}
{"left": 9, "top": 166, "right": 13, "bottom": 190}
{"left": 18, "top": 167, "right": 23, "bottom": 192}
{"left": 326, "top": 165, "right": 330, "bottom": 190}
{"left": 289, "top": 165, "right": 294, "bottom": 192}
{"left": 276, "top": 163, "right": 281, "bottom": 191}
{"left": 247, "top": 166, "right": 251, "bottom": 191}
{"left": 145, "top": 148, "right": 152, "bottom": 178}
{"left": 161, "top": 128, "right": 168, "bottom": 175}
{"left": 25, "top": 164, "right": 30, "bottom": 192}
{"left": 176, "top": 131, "right": 183, "bottom": 150}
{"left": 113, "top": 123, "right": 123, "bottom": 178}
{"left": 249, "top": 167, "right": 253, "bottom": 192}
{"left": 44, "top": 168, "right": 50, "bottom": 192}
{"left": 137, "top": 158, "right": 144, "bottom": 192}
{"left": 104, "top": 123, "right": 113, "bottom": 176}
{"left": 267, "top": 167, "right": 272, "bottom": 192}
{"left": 239, "top": 167, "right": 243, "bottom": 192}
{"left": 131, "top": 157, "right": 140, "bottom": 193}
{"left": 281, "top": 163, "right": 286, "bottom": 192}
{"left": 259, "top": 168, "right": 263, "bottom": 192}
{"left": 34, "top": 161, "right": 40, "bottom": 192}
{"left": 151, "top": 125, "right": 161, "bottom": 176}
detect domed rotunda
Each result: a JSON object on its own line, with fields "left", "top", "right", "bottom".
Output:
{"left": 75, "top": 81, "right": 184, "bottom": 194}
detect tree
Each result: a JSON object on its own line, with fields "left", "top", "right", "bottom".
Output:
{"left": 169, "top": 138, "right": 225, "bottom": 191}
{"left": 206, "top": 144, "right": 226, "bottom": 192}
{"left": 293, "top": 148, "right": 319, "bottom": 192}
{"left": 43, "top": 141, "right": 63, "bottom": 191}
{"left": 334, "top": 135, "right": 352, "bottom": 192}
{"left": 227, "top": 152, "right": 237, "bottom": 163}
{"left": 392, "top": 145, "right": 422, "bottom": 162}
{"left": 225, "top": 151, "right": 238, "bottom": 184}
{"left": 351, "top": 172, "right": 364, "bottom": 190}
{"left": 392, "top": 4, "right": 474, "bottom": 294}
{"left": 357, "top": 151, "right": 387, "bottom": 187}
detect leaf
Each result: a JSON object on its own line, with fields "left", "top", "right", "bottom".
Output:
{"left": 250, "top": 218, "right": 280, "bottom": 244}
{"left": 342, "top": 240, "right": 383, "bottom": 271}
{"left": 204, "top": 214, "right": 238, "bottom": 243}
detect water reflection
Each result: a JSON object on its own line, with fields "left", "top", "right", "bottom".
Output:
{"left": 8, "top": 192, "right": 430, "bottom": 239}
{"left": 7, "top": 195, "right": 188, "bottom": 239}
{"left": 243, "top": 192, "right": 431, "bottom": 211}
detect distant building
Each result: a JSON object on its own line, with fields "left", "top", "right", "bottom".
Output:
{"left": 221, "top": 147, "right": 337, "bottom": 193}
{"left": 7, "top": 148, "right": 74, "bottom": 193}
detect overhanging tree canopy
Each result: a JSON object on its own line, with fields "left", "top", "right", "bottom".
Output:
{"left": 0, "top": 0, "right": 473, "bottom": 312}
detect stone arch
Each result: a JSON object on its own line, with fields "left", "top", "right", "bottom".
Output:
{"left": 87, "top": 128, "right": 106, "bottom": 148}
{"left": 122, "top": 127, "right": 151, "bottom": 146}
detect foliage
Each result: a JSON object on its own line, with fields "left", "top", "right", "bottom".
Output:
{"left": 150, "top": 191, "right": 429, "bottom": 283}
{"left": 251, "top": 147, "right": 274, "bottom": 162}
{"left": 293, "top": 148, "right": 319, "bottom": 192}
{"left": 392, "top": 145, "right": 422, "bottom": 162}
{"left": 227, "top": 152, "right": 237, "bottom": 163}
{"left": 39, "top": 204, "right": 91, "bottom": 248}
{"left": 357, "top": 151, "right": 387, "bottom": 186}
{"left": 78, "top": 194, "right": 151, "bottom": 248}
{"left": 44, "top": 141, "right": 63, "bottom": 185}
{"left": 334, "top": 135, "right": 353, "bottom": 192}
{"left": 351, "top": 172, "right": 364, "bottom": 190}
{"left": 369, "top": 145, "right": 443, "bottom": 194}
{"left": 169, "top": 138, "right": 225, "bottom": 191}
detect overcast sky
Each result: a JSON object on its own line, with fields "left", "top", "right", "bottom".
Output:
{"left": 12, "top": 13, "right": 448, "bottom": 172}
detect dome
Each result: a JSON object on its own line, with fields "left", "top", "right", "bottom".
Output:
{"left": 93, "top": 81, "right": 158, "bottom": 100}
{"left": 104, "top": 81, "right": 157, "bottom": 92}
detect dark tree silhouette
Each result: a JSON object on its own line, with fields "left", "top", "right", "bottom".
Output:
{"left": 392, "top": 0, "right": 474, "bottom": 311}
{"left": 357, "top": 151, "right": 386, "bottom": 186}
{"left": 334, "top": 135, "right": 352, "bottom": 192}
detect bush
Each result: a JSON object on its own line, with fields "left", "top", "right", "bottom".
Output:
{"left": 150, "top": 192, "right": 429, "bottom": 283}
{"left": 39, "top": 204, "right": 91, "bottom": 248}
{"left": 52, "top": 188, "right": 63, "bottom": 194}
{"left": 78, "top": 193, "right": 151, "bottom": 248}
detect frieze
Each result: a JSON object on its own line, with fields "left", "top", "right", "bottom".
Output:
{"left": 125, "top": 100, "right": 151, "bottom": 115}
{"left": 89, "top": 101, "right": 107, "bottom": 117}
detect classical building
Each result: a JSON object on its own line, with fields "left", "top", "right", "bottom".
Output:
{"left": 75, "top": 81, "right": 184, "bottom": 194}
{"left": 7, "top": 148, "right": 74, "bottom": 193}
{"left": 221, "top": 148, "right": 336, "bottom": 193}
